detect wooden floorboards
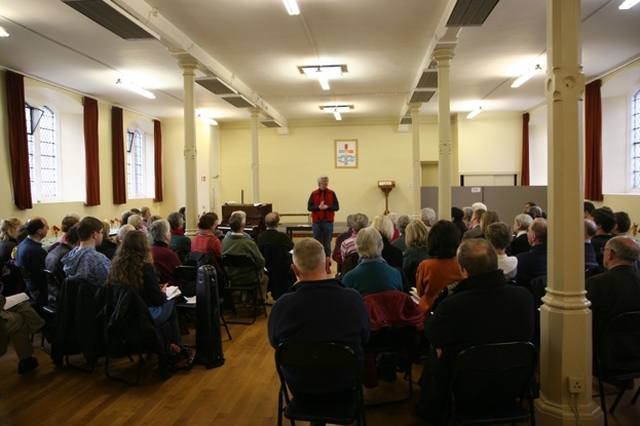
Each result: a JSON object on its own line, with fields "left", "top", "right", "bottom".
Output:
{"left": 2, "top": 307, "right": 640, "bottom": 425}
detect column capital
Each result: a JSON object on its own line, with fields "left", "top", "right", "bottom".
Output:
{"left": 432, "top": 47, "right": 455, "bottom": 64}
{"left": 409, "top": 103, "right": 422, "bottom": 112}
{"left": 248, "top": 107, "right": 262, "bottom": 117}
{"left": 177, "top": 56, "right": 200, "bottom": 72}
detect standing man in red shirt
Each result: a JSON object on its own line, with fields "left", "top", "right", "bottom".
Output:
{"left": 307, "top": 175, "right": 340, "bottom": 258}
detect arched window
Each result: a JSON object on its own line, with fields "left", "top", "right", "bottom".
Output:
{"left": 632, "top": 89, "right": 640, "bottom": 188}
{"left": 25, "top": 104, "right": 58, "bottom": 201}
{"left": 127, "top": 130, "right": 146, "bottom": 198}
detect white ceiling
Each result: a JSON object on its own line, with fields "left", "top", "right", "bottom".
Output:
{"left": 1, "top": 0, "right": 639, "bottom": 125}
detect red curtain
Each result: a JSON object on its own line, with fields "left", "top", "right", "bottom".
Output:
{"left": 5, "top": 71, "right": 32, "bottom": 210}
{"left": 111, "top": 106, "right": 127, "bottom": 204}
{"left": 520, "top": 112, "right": 530, "bottom": 186}
{"left": 585, "top": 80, "right": 603, "bottom": 201}
{"left": 83, "top": 97, "right": 100, "bottom": 206}
{"left": 153, "top": 119, "right": 163, "bottom": 202}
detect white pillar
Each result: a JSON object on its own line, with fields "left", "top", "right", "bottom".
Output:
{"left": 410, "top": 103, "right": 422, "bottom": 217}
{"left": 535, "top": 0, "right": 602, "bottom": 424}
{"left": 249, "top": 107, "right": 261, "bottom": 203}
{"left": 179, "top": 57, "right": 199, "bottom": 236}
{"left": 433, "top": 48, "right": 454, "bottom": 222}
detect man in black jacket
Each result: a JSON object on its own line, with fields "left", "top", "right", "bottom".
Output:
{"left": 586, "top": 236, "right": 640, "bottom": 348}
{"left": 416, "top": 238, "right": 534, "bottom": 425}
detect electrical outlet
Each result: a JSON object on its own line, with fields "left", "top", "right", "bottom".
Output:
{"left": 568, "top": 376, "right": 584, "bottom": 394}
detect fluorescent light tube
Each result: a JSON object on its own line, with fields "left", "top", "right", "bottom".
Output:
{"left": 198, "top": 114, "right": 218, "bottom": 126}
{"left": 283, "top": 0, "right": 300, "bottom": 15}
{"left": 0, "top": 26, "right": 9, "bottom": 37}
{"left": 333, "top": 111, "right": 342, "bottom": 121}
{"left": 318, "top": 77, "right": 330, "bottom": 91}
{"left": 619, "top": 0, "right": 640, "bottom": 9}
{"left": 511, "top": 64, "right": 541, "bottom": 88}
{"left": 467, "top": 107, "right": 483, "bottom": 119}
{"left": 116, "top": 79, "right": 155, "bottom": 99}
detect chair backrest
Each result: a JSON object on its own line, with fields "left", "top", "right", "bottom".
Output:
{"left": 43, "top": 268, "right": 62, "bottom": 304}
{"left": 221, "top": 254, "right": 259, "bottom": 287}
{"left": 452, "top": 341, "right": 539, "bottom": 406}
{"left": 341, "top": 252, "right": 360, "bottom": 277}
{"left": 259, "top": 244, "right": 294, "bottom": 299}
{"left": 276, "top": 341, "right": 362, "bottom": 394}
{"left": 186, "top": 251, "right": 212, "bottom": 267}
{"left": 596, "top": 311, "right": 640, "bottom": 372}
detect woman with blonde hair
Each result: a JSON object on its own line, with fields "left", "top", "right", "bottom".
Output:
{"left": 107, "top": 231, "right": 191, "bottom": 372}
{"left": 371, "top": 215, "right": 403, "bottom": 269}
{"left": 402, "top": 220, "right": 430, "bottom": 287}
{"left": 0, "top": 218, "right": 22, "bottom": 265}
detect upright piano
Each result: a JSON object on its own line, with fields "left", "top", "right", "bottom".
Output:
{"left": 219, "top": 203, "right": 272, "bottom": 240}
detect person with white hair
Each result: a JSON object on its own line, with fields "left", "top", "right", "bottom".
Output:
{"left": 342, "top": 227, "right": 404, "bottom": 296}
{"left": 471, "top": 202, "right": 487, "bottom": 211}
{"left": 509, "top": 213, "right": 533, "bottom": 256}
{"left": 149, "top": 219, "right": 182, "bottom": 286}
{"left": 420, "top": 208, "right": 437, "bottom": 228}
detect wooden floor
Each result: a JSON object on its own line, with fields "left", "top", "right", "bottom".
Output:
{"left": 2, "top": 312, "right": 640, "bottom": 426}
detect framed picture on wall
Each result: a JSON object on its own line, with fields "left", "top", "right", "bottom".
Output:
{"left": 335, "top": 139, "right": 358, "bottom": 168}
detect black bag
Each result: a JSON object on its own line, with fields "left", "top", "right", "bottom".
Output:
{"left": 0, "top": 259, "right": 27, "bottom": 297}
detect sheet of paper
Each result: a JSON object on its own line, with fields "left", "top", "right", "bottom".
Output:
{"left": 4, "top": 292, "right": 30, "bottom": 310}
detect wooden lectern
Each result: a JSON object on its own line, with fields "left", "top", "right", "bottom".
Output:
{"left": 378, "top": 181, "right": 396, "bottom": 215}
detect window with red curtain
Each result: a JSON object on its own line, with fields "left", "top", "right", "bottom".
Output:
{"left": 5, "top": 71, "right": 32, "bottom": 210}
{"left": 584, "top": 80, "right": 603, "bottom": 201}
{"left": 84, "top": 97, "right": 100, "bottom": 206}
{"left": 520, "top": 113, "right": 530, "bottom": 186}
{"left": 112, "top": 106, "right": 127, "bottom": 204}
{"left": 153, "top": 119, "right": 163, "bottom": 202}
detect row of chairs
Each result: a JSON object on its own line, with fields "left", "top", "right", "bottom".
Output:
{"left": 276, "top": 341, "right": 539, "bottom": 426}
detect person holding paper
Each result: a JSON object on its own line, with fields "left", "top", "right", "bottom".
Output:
{"left": 107, "top": 231, "right": 191, "bottom": 372}
{"left": 1, "top": 293, "right": 45, "bottom": 374}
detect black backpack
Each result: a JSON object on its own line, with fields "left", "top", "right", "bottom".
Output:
{"left": 0, "top": 259, "right": 27, "bottom": 297}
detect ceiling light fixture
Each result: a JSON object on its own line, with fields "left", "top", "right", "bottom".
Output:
{"left": 0, "top": 26, "right": 9, "bottom": 37}
{"left": 301, "top": 65, "right": 345, "bottom": 91}
{"left": 321, "top": 105, "right": 353, "bottom": 121}
{"left": 619, "top": 0, "right": 640, "bottom": 9}
{"left": 197, "top": 113, "right": 218, "bottom": 126}
{"left": 467, "top": 106, "right": 483, "bottom": 119}
{"left": 511, "top": 64, "right": 542, "bottom": 88}
{"left": 116, "top": 79, "right": 155, "bottom": 99}
{"left": 283, "top": 0, "right": 300, "bottom": 15}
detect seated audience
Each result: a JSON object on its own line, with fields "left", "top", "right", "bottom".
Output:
{"left": 222, "top": 211, "right": 268, "bottom": 298}
{"left": 371, "top": 215, "right": 403, "bottom": 269}
{"left": 1, "top": 295, "right": 45, "bottom": 374}
{"left": 591, "top": 207, "right": 616, "bottom": 267}
{"left": 62, "top": 216, "right": 111, "bottom": 286}
{"left": 45, "top": 225, "right": 80, "bottom": 300}
{"left": 523, "top": 201, "right": 536, "bottom": 213}
{"left": 584, "top": 201, "right": 596, "bottom": 220}
{"left": 107, "top": 230, "right": 190, "bottom": 373}
{"left": 586, "top": 236, "right": 640, "bottom": 352}
{"left": 584, "top": 219, "right": 598, "bottom": 271}
{"left": 472, "top": 201, "right": 488, "bottom": 211}
{"left": 14, "top": 217, "right": 49, "bottom": 306}
{"left": 58, "top": 213, "right": 80, "bottom": 245}
{"left": 342, "top": 227, "right": 403, "bottom": 296}
{"left": 613, "top": 211, "right": 631, "bottom": 236}
{"left": 462, "top": 208, "right": 485, "bottom": 240}
{"left": 416, "top": 238, "right": 534, "bottom": 424}
{"left": 340, "top": 213, "right": 369, "bottom": 262}
{"left": 222, "top": 211, "right": 251, "bottom": 239}
{"left": 96, "top": 220, "right": 117, "bottom": 260}
{"left": 387, "top": 212, "right": 401, "bottom": 242}
{"left": 485, "top": 222, "right": 517, "bottom": 279}
{"left": 121, "top": 210, "right": 136, "bottom": 228}
{"left": 528, "top": 205, "right": 545, "bottom": 219}
{"left": 150, "top": 220, "right": 182, "bottom": 286}
{"left": 331, "top": 214, "right": 354, "bottom": 273}
{"left": 420, "top": 207, "right": 437, "bottom": 228}
{"left": 391, "top": 214, "right": 412, "bottom": 252}
{"left": 167, "top": 211, "right": 191, "bottom": 262}
{"left": 451, "top": 207, "right": 468, "bottom": 239}
{"left": 0, "top": 217, "right": 22, "bottom": 265}
{"left": 257, "top": 212, "right": 294, "bottom": 251}
{"left": 128, "top": 214, "right": 145, "bottom": 232}
{"left": 415, "top": 220, "right": 463, "bottom": 315}
{"left": 116, "top": 224, "right": 135, "bottom": 246}
{"left": 141, "top": 206, "right": 151, "bottom": 229}
{"left": 402, "top": 220, "right": 430, "bottom": 288}
{"left": 268, "top": 238, "right": 370, "bottom": 395}
{"left": 515, "top": 218, "right": 548, "bottom": 287}
{"left": 191, "top": 213, "right": 223, "bottom": 268}
{"left": 509, "top": 213, "right": 533, "bottom": 256}
{"left": 461, "top": 206, "right": 474, "bottom": 230}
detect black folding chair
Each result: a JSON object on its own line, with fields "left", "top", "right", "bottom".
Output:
{"left": 449, "top": 341, "right": 539, "bottom": 425}
{"left": 275, "top": 341, "right": 367, "bottom": 426}
{"left": 221, "top": 254, "right": 267, "bottom": 324}
{"left": 594, "top": 311, "right": 640, "bottom": 426}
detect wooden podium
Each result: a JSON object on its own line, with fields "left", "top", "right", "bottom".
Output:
{"left": 219, "top": 203, "right": 272, "bottom": 240}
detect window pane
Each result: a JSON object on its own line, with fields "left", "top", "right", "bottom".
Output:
{"left": 632, "top": 90, "right": 640, "bottom": 188}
